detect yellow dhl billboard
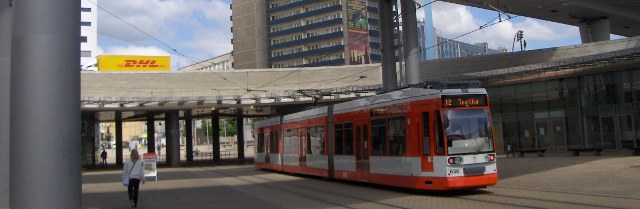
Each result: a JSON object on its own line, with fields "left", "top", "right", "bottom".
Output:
{"left": 97, "top": 55, "right": 170, "bottom": 71}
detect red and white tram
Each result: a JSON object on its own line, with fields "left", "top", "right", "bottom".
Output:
{"left": 254, "top": 87, "right": 497, "bottom": 190}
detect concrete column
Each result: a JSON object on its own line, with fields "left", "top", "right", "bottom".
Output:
{"left": 115, "top": 111, "right": 123, "bottom": 166}
{"left": 379, "top": 0, "right": 398, "bottom": 92}
{"left": 185, "top": 110, "right": 193, "bottom": 161}
{"left": 579, "top": 18, "right": 610, "bottom": 43}
{"left": 236, "top": 101, "right": 245, "bottom": 160}
{"left": 10, "top": 0, "right": 81, "bottom": 208}
{"left": 166, "top": 111, "right": 180, "bottom": 167}
{"left": 0, "top": 0, "right": 12, "bottom": 207}
{"left": 401, "top": 0, "right": 422, "bottom": 85}
{"left": 211, "top": 111, "right": 220, "bottom": 161}
{"left": 146, "top": 114, "right": 155, "bottom": 153}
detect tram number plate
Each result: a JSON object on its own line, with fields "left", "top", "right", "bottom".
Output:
{"left": 448, "top": 168, "right": 460, "bottom": 175}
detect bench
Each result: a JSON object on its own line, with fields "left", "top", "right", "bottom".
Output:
{"left": 568, "top": 148, "right": 603, "bottom": 156}
{"left": 624, "top": 147, "right": 640, "bottom": 156}
{"left": 517, "top": 149, "right": 546, "bottom": 157}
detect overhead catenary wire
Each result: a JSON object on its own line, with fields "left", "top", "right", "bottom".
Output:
{"left": 248, "top": 0, "right": 440, "bottom": 95}
{"left": 86, "top": 0, "right": 247, "bottom": 91}
{"left": 311, "top": 0, "right": 576, "bottom": 89}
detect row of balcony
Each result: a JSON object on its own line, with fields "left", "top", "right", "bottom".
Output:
{"left": 269, "top": 18, "right": 342, "bottom": 38}
{"left": 269, "top": 45, "right": 344, "bottom": 63}
{"left": 270, "top": 31, "right": 343, "bottom": 50}
{"left": 268, "top": 5, "right": 342, "bottom": 26}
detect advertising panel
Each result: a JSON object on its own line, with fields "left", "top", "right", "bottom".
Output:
{"left": 98, "top": 55, "right": 170, "bottom": 71}
{"left": 347, "top": 0, "right": 371, "bottom": 65}
{"left": 143, "top": 153, "right": 158, "bottom": 181}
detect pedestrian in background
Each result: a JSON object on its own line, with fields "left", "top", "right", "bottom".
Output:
{"left": 100, "top": 149, "right": 108, "bottom": 166}
{"left": 122, "top": 149, "right": 145, "bottom": 208}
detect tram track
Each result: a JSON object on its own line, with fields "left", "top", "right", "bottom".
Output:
{"left": 187, "top": 165, "right": 640, "bottom": 209}
{"left": 192, "top": 166, "right": 410, "bottom": 209}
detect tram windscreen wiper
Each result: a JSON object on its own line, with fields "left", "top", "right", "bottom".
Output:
{"left": 475, "top": 121, "right": 489, "bottom": 154}
{"left": 475, "top": 137, "right": 488, "bottom": 154}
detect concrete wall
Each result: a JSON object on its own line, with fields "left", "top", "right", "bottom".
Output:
{"left": 232, "top": 0, "right": 268, "bottom": 69}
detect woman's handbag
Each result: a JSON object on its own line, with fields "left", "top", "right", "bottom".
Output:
{"left": 122, "top": 160, "right": 136, "bottom": 186}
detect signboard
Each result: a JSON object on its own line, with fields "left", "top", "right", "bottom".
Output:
{"left": 97, "top": 55, "right": 170, "bottom": 71}
{"left": 143, "top": 153, "right": 158, "bottom": 181}
{"left": 442, "top": 95, "right": 488, "bottom": 108}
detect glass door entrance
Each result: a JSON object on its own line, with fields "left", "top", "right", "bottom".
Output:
{"left": 534, "top": 118, "right": 567, "bottom": 152}
{"left": 601, "top": 115, "right": 635, "bottom": 149}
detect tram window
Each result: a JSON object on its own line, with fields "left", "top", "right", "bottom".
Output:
{"left": 334, "top": 124, "right": 344, "bottom": 154}
{"left": 285, "top": 129, "right": 298, "bottom": 154}
{"left": 422, "top": 113, "right": 430, "bottom": 155}
{"left": 371, "top": 118, "right": 386, "bottom": 155}
{"left": 318, "top": 126, "right": 326, "bottom": 154}
{"left": 308, "top": 126, "right": 325, "bottom": 154}
{"left": 344, "top": 123, "right": 354, "bottom": 155}
{"left": 257, "top": 129, "right": 265, "bottom": 153}
{"left": 269, "top": 131, "right": 279, "bottom": 153}
{"left": 388, "top": 117, "right": 405, "bottom": 156}
{"left": 435, "top": 111, "right": 445, "bottom": 155}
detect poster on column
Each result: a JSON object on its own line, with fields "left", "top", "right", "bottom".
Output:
{"left": 143, "top": 153, "right": 158, "bottom": 181}
{"left": 347, "top": 0, "right": 371, "bottom": 65}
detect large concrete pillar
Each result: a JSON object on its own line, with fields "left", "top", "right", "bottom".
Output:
{"left": 165, "top": 111, "right": 180, "bottom": 167}
{"left": 401, "top": 0, "right": 422, "bottom": 85}
{"left": 146, "top": 114, "right": 155, "bottom": 153}
{"left": 0, "top": 0, "right": 11, "bottom": 207}
{"left": 379, "top": 0, "right": 398, "bottom": 92}
{"left": 185, "top": 110, "right": 193, "bottom": 161}
{"left": 211, "top": 110, "right": 220, "bottom": 161}
{"left": 579, "top": 18, "right": 610, "bottom": 43}
{"left": 10, "top": 0, "right": 81, "bottom": 208}
{"left": 115, "top": 111, "right": 123, "bottom": 165}
{"left": 236, "top": 101, "right": 245, "bottom": 160}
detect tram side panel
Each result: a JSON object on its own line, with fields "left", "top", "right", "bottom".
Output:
{"left": 281, "top": 116, "right": 330, "bottom": 177}
{"left": 254, "top": 117, "right": 282, "bottom": 172}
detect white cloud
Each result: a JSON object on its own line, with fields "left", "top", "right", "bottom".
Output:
{"left": 430, "top": 2, "right": 579, "bottom": 50}
{"left": 97, "top": 0, "right": 233, "bottom": 69}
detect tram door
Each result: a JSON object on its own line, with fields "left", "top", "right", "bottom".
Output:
{"left": 355, "top": 119, "right": 370, "bottom": 180}
{"left": 299, "top": 128, "right": 307, "bottom": 166}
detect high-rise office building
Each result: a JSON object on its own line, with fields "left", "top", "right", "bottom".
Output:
{"left": 80, "top": 0, "right": 98, "bottom": 69}
{"left": 420, "top": 1, "right": 503, "bottom": 60}
{"left": 231, "top": 0, "right": 383, "bottom": 69}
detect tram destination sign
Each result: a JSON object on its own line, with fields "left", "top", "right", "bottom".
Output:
{"left": 442, "top": 94, "right": 487, "bottom": 108}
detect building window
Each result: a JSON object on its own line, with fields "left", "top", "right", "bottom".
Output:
{"left": 81, "top": 21, "right": 92, "bottom": 26}
{"left": 81, "top": 50, "right": 91, "bottom": 57}
{"left": 81, "top": 7, "right": 92, "bottom": 12}
{"left": 80, "top": 36, "right": 88, "bottom": 43}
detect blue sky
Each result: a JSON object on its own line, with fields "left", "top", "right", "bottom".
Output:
{"left": 96, "top": 0, "right": 624, "bottom": 70}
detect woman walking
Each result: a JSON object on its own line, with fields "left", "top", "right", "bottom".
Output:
{"left": 122, "top": 149, "right": 145, "bottom": 208}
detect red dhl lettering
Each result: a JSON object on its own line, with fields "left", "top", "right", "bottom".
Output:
{"left": 123, "top": 60, "right": 160, "bottom": 68}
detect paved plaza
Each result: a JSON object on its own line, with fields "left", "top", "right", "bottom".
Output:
{"left": 82, "top": 150, "right": 640, "bottom": 209}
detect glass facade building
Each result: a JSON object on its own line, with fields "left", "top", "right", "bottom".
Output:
{"left": 435, "top": 37, "right": 504, "bottom": 59}
{"left": 486, "top": 69, "right": 640, "bottom": 153}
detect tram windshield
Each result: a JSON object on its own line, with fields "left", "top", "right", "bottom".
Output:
{"left": 443, "top": 108, "right": 494, "bottom": 155}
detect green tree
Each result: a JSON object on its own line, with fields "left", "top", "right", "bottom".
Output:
{"left": 201, "top": 118, "right": 237, "bottom": 137}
